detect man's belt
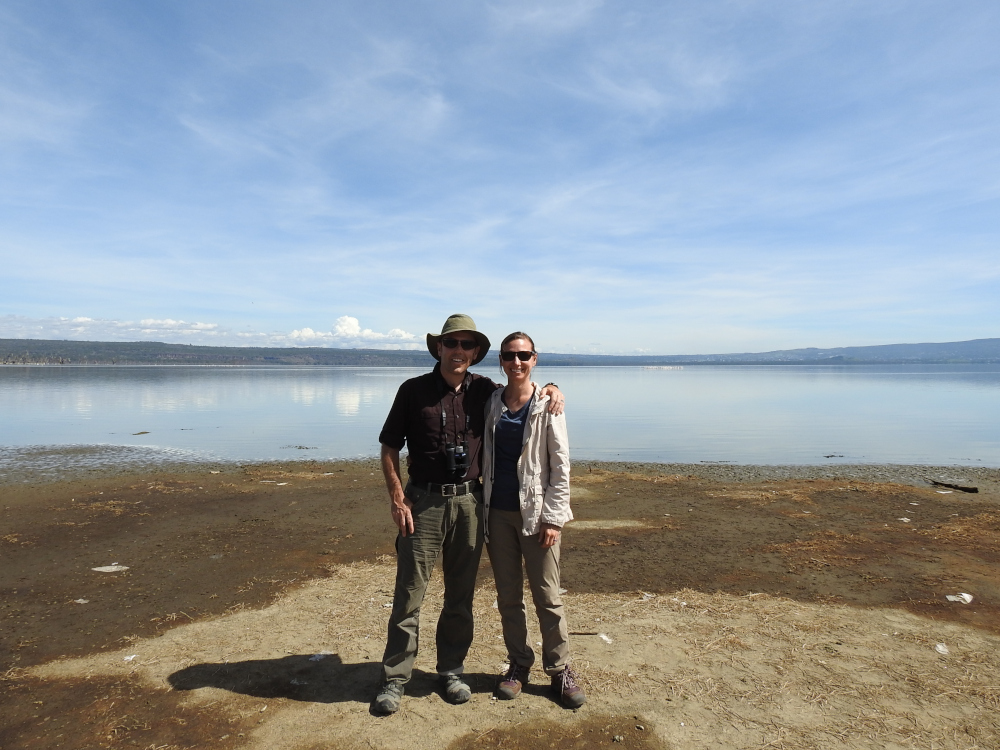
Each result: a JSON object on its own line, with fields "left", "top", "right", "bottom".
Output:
{"left": 420, "top": 479, "right": 481, "bottom": 497}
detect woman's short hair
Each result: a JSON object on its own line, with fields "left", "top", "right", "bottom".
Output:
{"left": 500, "top": 331, "right": 536, "bottom": 351}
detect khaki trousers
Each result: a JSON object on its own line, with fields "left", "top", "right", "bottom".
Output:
{"left": 381, "top": 482, "right": 484, "bottom": 684}
{"left": 487, "top": 509, "right": 570, "bottom": 676}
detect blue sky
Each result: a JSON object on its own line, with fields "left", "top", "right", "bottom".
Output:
{"left": 1, "top": 1, "right": 998, "bottom": 354}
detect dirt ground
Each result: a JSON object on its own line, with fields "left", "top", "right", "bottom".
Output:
{"left": 2, "top": 460, "right": 999, "bottom": 749}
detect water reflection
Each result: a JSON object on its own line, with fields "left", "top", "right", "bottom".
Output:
{"left": 335, "top": 387, "right": 362, "bottom": 416}
{"left": 1, "top": 364, "right": 998, "bottom": 470}
{"left": 285, "top": 376, "right": 385, "bottom": 417}
{"left": 548, "top": 365, "right": 1000, "bottom": 465}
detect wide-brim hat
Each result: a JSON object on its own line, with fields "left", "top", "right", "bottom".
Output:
{"left": 426, "top": 313, "right": 491, "bottom": 366}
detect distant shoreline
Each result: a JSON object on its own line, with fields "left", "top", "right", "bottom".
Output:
{"left": 2, "top": 336, "right": 999, "bottom": 366}
{"left": 6, "top": 361, "right": 1000, "bottom": 367}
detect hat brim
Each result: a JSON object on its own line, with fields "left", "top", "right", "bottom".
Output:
{"left": 426, "top": 331, "right": 491, "bottom": 366}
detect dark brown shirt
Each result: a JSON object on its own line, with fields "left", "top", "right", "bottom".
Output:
{"left": 379, "top": 364, "right": 501, "bottom": 485}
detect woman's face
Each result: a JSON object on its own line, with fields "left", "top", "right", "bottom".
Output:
{"left": 500, "top": 337, "right": 536, "bottom": 383}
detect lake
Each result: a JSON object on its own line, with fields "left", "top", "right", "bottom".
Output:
{"left": 1, "top": 364, "right": 998, "bottom": 478}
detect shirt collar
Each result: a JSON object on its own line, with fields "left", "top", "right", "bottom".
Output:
{"left": 432, "top": 362, "right": 471, "bottom": 393}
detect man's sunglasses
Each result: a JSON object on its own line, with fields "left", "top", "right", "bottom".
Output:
{"left": 500, "top": 350, "right": 536, "bottom": 362}
{"left": 441, "top": 337, "right": 478, "bottom": 351}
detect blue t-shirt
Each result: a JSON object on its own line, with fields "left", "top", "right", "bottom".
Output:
{"left": 490, "top": 395, "right": 532, "bottom": 512}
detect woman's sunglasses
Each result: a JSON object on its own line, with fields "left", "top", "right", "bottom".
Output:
{"left": 441, "top": 337, "right": 478, "bottom": 350}
{"left": 500, "top": 350, "right": 536, "bottom": 362}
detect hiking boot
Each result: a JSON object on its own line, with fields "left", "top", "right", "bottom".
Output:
{"left": 440, "top": 673, "right": 472, "bottom": 704}
{"left": 497, "top": 662, "right": 530, "bottom": 700}
{"left": 551, "top": 666, "right": 586, "bottom": 708}
{"left": 374, "top": 680, "right": 404, "bottom": 714}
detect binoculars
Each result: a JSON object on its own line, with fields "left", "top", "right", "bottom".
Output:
{"left": 445, "top": 442, "right": 470, "bottom": 475}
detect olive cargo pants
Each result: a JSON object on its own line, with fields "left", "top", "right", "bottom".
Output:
{"left": 381, "top": 482, "right": 484, "bottom": 683}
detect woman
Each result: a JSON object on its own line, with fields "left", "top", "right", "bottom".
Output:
{"left": 482, "top": 332, "right": 585, "bottom": 708}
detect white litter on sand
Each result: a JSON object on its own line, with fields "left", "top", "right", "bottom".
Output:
{"left": 946, "top": 593, "right": 974, "bottom": 604}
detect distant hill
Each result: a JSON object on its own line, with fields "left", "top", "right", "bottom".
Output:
{"left": 2, "top": 337, "right": 998, "bottom": 366}
{"left": 0, "top": 339, "right": 433, "bottom": 366}
{"left": 540, "top": 338, "right": 1000, "bottom": 365}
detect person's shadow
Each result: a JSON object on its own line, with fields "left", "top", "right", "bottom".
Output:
{"left": 168, "top": 655, "right": 496, "bottom": 711}
{"left": 168, "top": 654, "right": 376, "bottom": 704}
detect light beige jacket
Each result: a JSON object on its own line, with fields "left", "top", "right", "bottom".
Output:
{"left": 482, "top": 383, "right": 572, "bottom": 539}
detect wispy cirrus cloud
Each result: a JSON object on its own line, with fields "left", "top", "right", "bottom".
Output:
{"left": 487, "top": 0, "right": 602, "bottom": 35}
{"left": 1, "top": 1, "right": 998, "bottom": 354}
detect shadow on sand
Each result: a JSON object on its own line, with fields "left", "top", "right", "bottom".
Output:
{"left": 168, "top": 655, "right": 500, "bottom": 708}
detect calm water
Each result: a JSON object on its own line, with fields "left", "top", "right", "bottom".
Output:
{"left": 1, "top": 365, "right": 999, "bottom": 476}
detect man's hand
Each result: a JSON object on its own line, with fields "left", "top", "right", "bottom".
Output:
{"left": 538, "top": 522, "right": 561, "bottom": 548}
{"left": 381, "top": 444, "right": 415, "bottom": 536}
{"left": 391, "top": 494, "right": 415, "bottom": 536}
{"left": 539, "top": 384, "right": 565, "bottom": 415}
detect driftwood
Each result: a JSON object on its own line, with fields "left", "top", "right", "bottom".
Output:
{"left": 929, "top": 480, "right": 979, "bottom": 494}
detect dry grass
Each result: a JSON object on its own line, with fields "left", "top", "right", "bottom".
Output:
{"left": 139, "top": 480, "right": 200, "bottom": 494}
{"left": 916, "top": 512, "right": 1000, "bottom": 551}
{"left": 833, "top": 481, "right": 927, "bottom": 498}
{"left": 706, "top": 488, "right": 816, "bottom": 506}
{"left": 762, "top": 531, "right": 868, "bottom": 569}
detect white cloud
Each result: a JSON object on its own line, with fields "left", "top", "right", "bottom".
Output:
{"left": 290, "top": 316, "right": 420, "bottom": 349}
{"left": 138, "top": 318, "right": 220, "bottom": 331}
{"left": 333, "top": 316, "right": 364, "bottom": 337}
{"left": 0, "top": 314, "right": 420, "bottom": 350}
{"left": 289, "top": 327, "right": 325, "bottom": 341}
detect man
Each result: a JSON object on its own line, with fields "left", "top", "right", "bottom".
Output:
{"left": 374, "top": 314, "right": 563, "bottom": 714}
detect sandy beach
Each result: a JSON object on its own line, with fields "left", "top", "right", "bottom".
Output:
{"left": 2, "top": 459, "right": 999, "bottom": 749}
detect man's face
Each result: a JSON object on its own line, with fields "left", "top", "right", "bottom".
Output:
{"left": 437, "top": 331, "right": 480, "bottom": 378}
